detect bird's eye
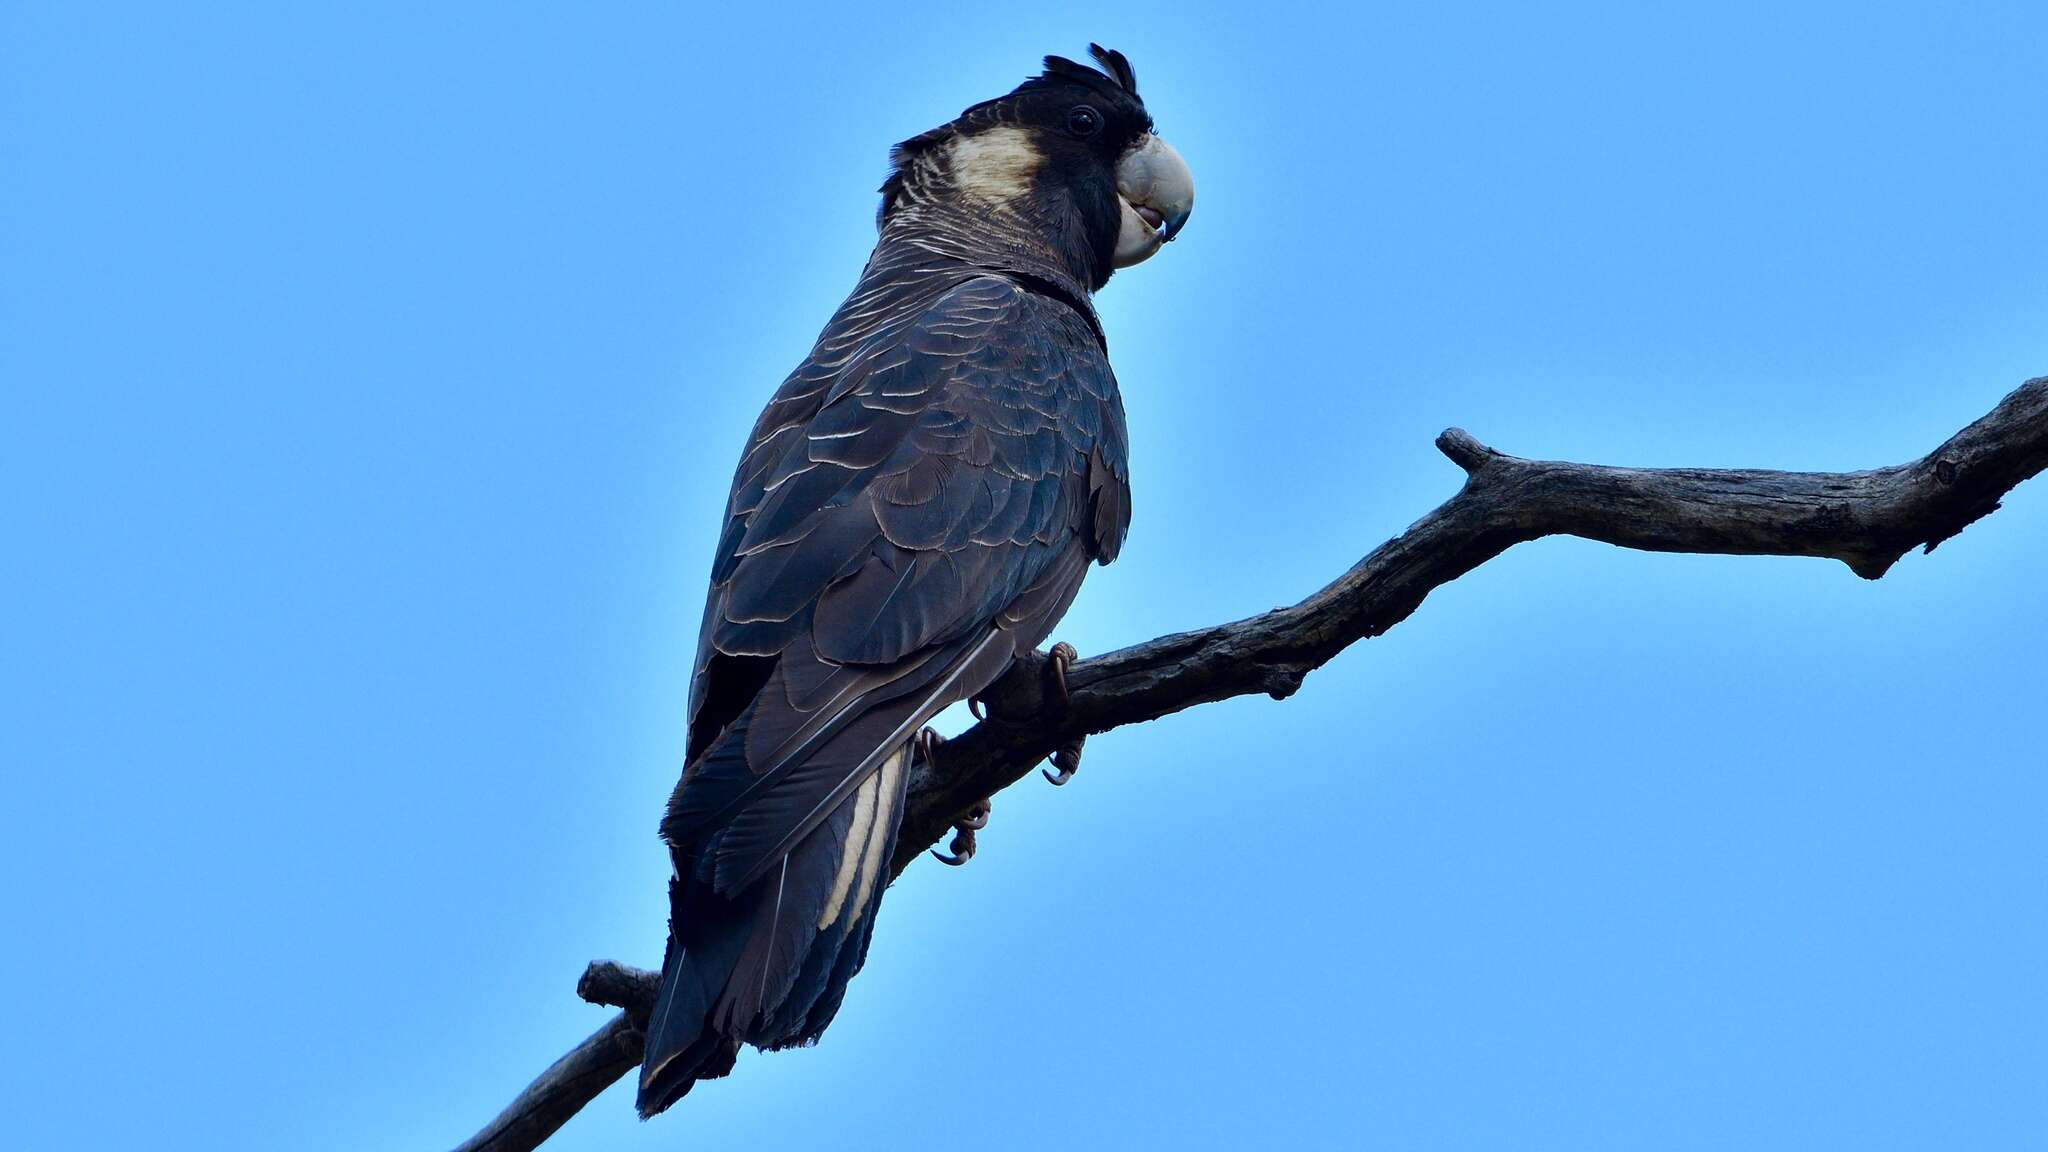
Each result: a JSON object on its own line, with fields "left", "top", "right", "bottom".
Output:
{"left": 1066, "top": 106, "right": 1102, "bottom": 137}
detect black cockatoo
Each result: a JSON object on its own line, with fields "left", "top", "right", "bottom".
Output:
{"left": 638, "top": 45, "right": 1194, "bottom": 1116}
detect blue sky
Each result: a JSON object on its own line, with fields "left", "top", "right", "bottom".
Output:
{"left": 5, "top": 4, "right": 2045, "bottom": 1149}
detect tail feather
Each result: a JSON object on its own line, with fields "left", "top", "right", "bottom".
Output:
{"left": 765, "top": 745, "right": 905, "bottom": 1046}
{"left": 635, "top": 877, "right": 746, "bottom": 1117}
{"left": 635, "top": 745, "right": 911, "bottom": 1117}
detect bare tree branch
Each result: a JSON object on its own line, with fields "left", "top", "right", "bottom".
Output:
{"left": 451, "top": 374, "right": 2047, "bottom": 1152}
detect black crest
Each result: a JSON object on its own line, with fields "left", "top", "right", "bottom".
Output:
{"left": 1044, "top": 44, "right": 1138, "bottom": 96}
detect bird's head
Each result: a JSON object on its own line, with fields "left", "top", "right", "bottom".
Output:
{"left": 879, "top": 45, "right": 1194, "bottom": 291}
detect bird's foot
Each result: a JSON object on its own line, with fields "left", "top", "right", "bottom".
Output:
{"left": 969, "top": 640, "right": 1081, "bottom": 723}
{"left": 917, "top": 727, "right": 992, "bottom": 867}
{"left": 1040, "top": 642, "right": 1083, "bottom": 785}
{"left": 929, "top": 796, "right": 992, "bottom": 867}
{"left": 962, "top": 641, "right": 1086, "bottom": 786}
{"left": 1043, "top": 734, "right": 1085, "bottom": 787}
{"left": 1045, "top": 641, "right": 1077, "bottom": 708}
{"left": 915, "top": 725, "right": 945, "bottom": 768}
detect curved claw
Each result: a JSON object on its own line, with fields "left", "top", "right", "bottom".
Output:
{"left": 1042, "top": 737, "right": 1083, "bottom": 786}
{"left": 930, "top": 825, "right": 977, "bottom": 866}
{"left": 1047, "top": 642, "right": 1078, "bottom": 710}
{"left": 968, "top": 696, "right": 987, "bottom": 722}
{"left": 930, "top": 797, "right": 990, "bottom": 865}
{"left": 915, "top": 726, "right": 945, "bottom": 766}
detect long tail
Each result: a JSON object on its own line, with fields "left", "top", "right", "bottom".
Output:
{"left": 635, "top": 744, "right": 911, "bottom": 1118}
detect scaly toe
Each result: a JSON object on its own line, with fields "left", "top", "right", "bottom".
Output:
{"left": 930, "top": 797, "right": 992, "bottom": 865}
{"left": 1042, "top": 736, "right": 1084, "bottom": 786}
{"left": 914, "top": 726, "right": 946, "bottom": 766}
{"left": 929, "top": 825, "right": 977, "bottom": 866}
{"left": 1046, "top": 641, "right": 1078, "bottom": 711}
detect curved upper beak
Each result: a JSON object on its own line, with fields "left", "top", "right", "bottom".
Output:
{"left": 1113, "top": 134, "right": 1195, "bottom": 268}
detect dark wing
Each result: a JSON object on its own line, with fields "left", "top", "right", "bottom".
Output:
{"left": 663, "top": 273, "right": 1129, "bottom": 892}
{"left": 634, "top": 272, "right": 1130, "bottom": 1106}
{"left": 638, "top": 275, "right": 1129, "bottom": 1114}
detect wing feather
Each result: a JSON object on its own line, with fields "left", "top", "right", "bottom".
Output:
{"left": 648, "top": 270, "right": 1132, "bottom": 1101}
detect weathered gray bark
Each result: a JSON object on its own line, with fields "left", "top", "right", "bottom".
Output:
{"left": 452, "top": 375, "right": 2048, "bottom": 1152}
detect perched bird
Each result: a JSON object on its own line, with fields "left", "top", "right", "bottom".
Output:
{"left": 638, "top": 45, "right": 1194, "bottom": 1116}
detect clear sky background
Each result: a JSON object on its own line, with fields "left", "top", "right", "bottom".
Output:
{"left": 5, "top": 4, "right": 2045, "bottom": 1150}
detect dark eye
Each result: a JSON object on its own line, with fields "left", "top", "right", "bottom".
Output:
{"left": 1065, "top": 106, "right": 1102, "bottom": 137}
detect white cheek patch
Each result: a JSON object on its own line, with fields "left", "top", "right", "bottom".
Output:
{"left": 948, "top": 126, "right": 1042, "bottom": 206}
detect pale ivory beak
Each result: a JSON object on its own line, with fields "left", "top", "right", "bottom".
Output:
{"left": 1112, "top": 134, "right": 1195, "bottom": 268}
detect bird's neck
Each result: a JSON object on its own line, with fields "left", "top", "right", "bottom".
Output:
{"left": 875, "top": 194, "right": 1103, "bottom": 306}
